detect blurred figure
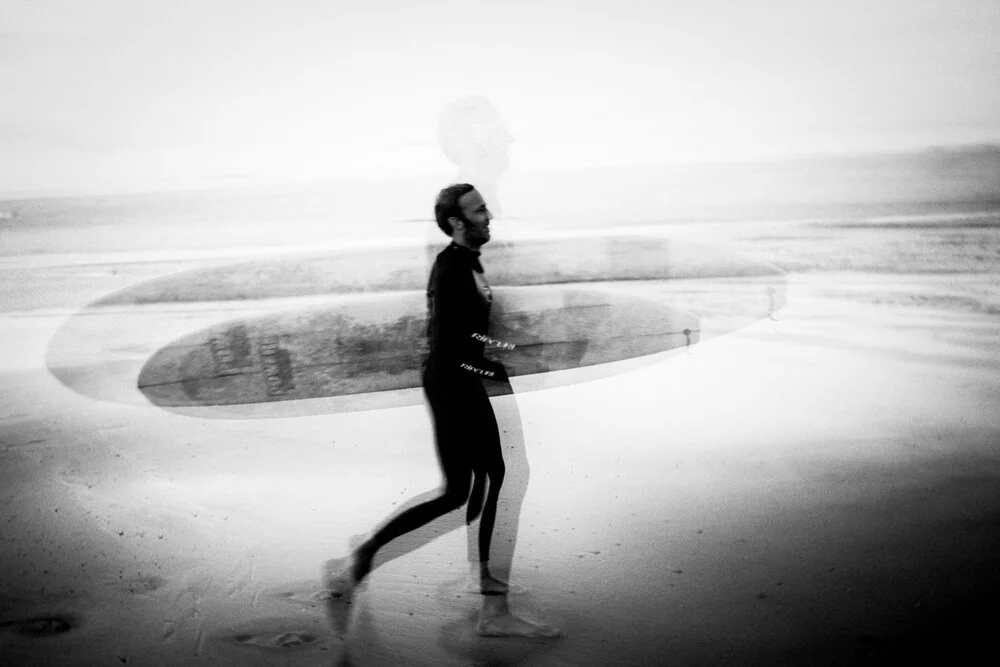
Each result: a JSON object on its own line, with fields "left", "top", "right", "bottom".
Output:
{"left": 437, "top": 96, "right": 514, "bottom": 217}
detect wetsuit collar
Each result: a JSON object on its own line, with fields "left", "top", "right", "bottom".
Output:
{"left": 449, "top": 241, "right": 484, "bottom": 272}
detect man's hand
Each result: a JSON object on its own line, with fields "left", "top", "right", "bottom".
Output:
{"left": 489, "top": 363, "right": 510, "bottom": 383}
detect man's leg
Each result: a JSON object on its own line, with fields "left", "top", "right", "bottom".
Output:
{"left": 351, "top": 469, "right": 471, "bottom": 582}
{"left": 460, "top": 383, "right": 510, "bottom": 594}
{"left": 473, "top": 412, "right": 559, "bottom": 639}
{"left": 350, "top": 372, "right": 475, "bottom": 584}
{"left": 475, "top": 448, "right": 507, "bottom": 593}
{"left": 466, "top": 469, "right": 487, "bottom": 527}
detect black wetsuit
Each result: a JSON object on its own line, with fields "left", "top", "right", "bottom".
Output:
{"left": 424, "top": 242, "right": 506, "bottom": 380}
{"left": 365, "top": 242, "right": 508, "bottom": 561}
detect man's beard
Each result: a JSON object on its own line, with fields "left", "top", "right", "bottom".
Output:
{"left": 459, "top": 214, "right": 489, "bottom": 245}
{"left": 471, "top": 226, "right": 489, "bottom": 245}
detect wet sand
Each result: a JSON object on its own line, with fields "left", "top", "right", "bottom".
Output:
{"left": 1, "top": 215, "right": 999, "bottom": 665}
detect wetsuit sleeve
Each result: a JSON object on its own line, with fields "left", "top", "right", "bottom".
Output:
{"left": 430, "top": 261, "right": 508, "bottom": 381}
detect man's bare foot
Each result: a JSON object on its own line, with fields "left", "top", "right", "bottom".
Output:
{"left": 320, "top": 557, "right": 357, "bottom": 602}
{"left": 469, "top": 572, "right": 527, "bottom": 595}
{"left": 320, "top": 541, "right": 376, "bottom": 638}
{"left": 469, "top": 564, "right": 526, "bottom": 595}
{"left": 320, "top": 556, "right": 356, "bottom": 638}
{"left": 476, "top": 595, "right": 560, "bottom": 638}
{"left": 321, "top": 544, "right": 373, "bottom": 602}
{"left": 479, "top": 572, "right": 508, "bottom": 595}
{"left": 477, "top": 613, "right": 560, "bottom": 638}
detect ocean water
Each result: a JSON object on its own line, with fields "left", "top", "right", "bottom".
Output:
{"left": 1, "top": 148, "right": 998, "bottom": 259}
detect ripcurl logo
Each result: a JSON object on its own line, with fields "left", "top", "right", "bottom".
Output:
{"left": 470, "top": 332, "right": 515, "bottom": 350}
{"left": 459, "top": 363, "right": 496, "bottom": 377}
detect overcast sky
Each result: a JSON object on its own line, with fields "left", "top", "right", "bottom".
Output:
{"left": 2, "top": 0, "right": 998, "bottom": 195}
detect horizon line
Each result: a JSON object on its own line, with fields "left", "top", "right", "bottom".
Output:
{"left": 2, "top": 142, "right": 999, "bottom": 203}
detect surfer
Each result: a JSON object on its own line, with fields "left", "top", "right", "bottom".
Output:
{"left": 349, "top": 183, "right": 509, "bottom": 588}
{"left": 326, "top": 184, "right": 557, "bottom": 638}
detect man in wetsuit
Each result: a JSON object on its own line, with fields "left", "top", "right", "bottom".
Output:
{"left": 346, "top": 183, "right": 512, "bottom": 594}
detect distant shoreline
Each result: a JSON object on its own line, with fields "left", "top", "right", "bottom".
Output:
{"left": 2, "top": 143, "right": 998, "bottom": 203}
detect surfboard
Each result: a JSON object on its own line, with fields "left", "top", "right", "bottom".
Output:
{"left": 45, "top": 233, "right": 785, "bottom": 416}
{"left": 93, "top": 235, "right": 781, "bottom": 306}
{"left": 136, "top": 286, "right": 699, "bottom": 407}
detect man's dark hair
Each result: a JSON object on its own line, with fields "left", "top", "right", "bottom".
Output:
{"left": 434, "top": 183, "right": 476, "bottom": 237}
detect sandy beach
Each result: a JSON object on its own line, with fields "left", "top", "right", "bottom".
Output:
{"left": 5, "top": 0, "right": 1000, "bottom": 660}
{"left": 1, "top": 205, "right": 998, "bottom": 665}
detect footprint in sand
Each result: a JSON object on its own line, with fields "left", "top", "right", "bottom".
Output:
{"left": 259, "top": 576, "right": 357, "bottom": 641}
{"left": 124, "top": 574, "right": 167, "bottom": 594}
{"left": 231, "top": 631, "right": 319, "bottom": 648}
{"left": 477, "top": 615, "right": 561, "bottom": 638}
{"left": 215, "top": 614, "right": 330, "bottom": 652}
{"left": 259, "top": 582, "right": 338, "bottom": 609}
{"left": 0, "top": 614, "right": 81, "bottom": 638}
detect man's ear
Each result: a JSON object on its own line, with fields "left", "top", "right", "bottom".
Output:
{"left": 448, "top": 216, "right": 463, "bottom": 234}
